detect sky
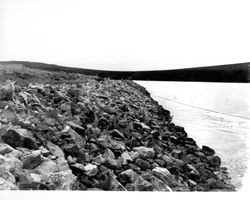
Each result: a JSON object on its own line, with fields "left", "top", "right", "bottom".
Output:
{"left": 1, "top": 0, "right": 250, "bottom": 71}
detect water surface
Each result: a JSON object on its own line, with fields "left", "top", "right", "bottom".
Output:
{"left": 135, "top": 81, "right": 250, "bottom": 189}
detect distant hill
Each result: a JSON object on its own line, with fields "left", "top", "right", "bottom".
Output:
{"left": 0, "top": 61, "right": 249, "bottom": 82}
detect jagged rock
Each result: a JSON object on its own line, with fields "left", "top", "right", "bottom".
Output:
{"left": 46, "top": 141, "right": 64, "bottom": 158}
{"left": 0, "top": 177, "right": 17, "bottom": 190}
{"left": 188, "top": 179, "right": 197, "bottom": 187}
{"left": 85, "top": 125, "right": 101, "bottom": 138}
{"left": 128, "top": 151, "right": 140, "bottom": 161}
{"left": 4, "top": 149, "right": 23, "bottom": 159}
{"left": 22, "top": 150, "right": 44, "bottom": 169}
{"left": 153, "top": 167, "right": 171, "bottom": 178}
{"left": 67, "top": 155, "right": 76, "bottom": 165}
{"left": 0, "top": 143, "right": 14, "bottom": 155}
{"left": 28, "top": 83, "right": 45, "bottom": 92}
{"left": 185, "top": 164, "right": 200, "bottom": 176}
{"left": 121, "top": 151, "right": 133, "bottom": 164}
{"left": 196, "top": 166, "right": 217, "bottom": 181}
{"left": 110, "top": 129, "right": 125, "bottom": 140}
{"left": 67, "top": 87, "right": 80, "bottom": 98}
{"left": 206, "top": 178, "right": 228, "bottom": 190}
{"left": 70, "top": 163, "right": 85, "bottom": 172}
{"left": 134, "top": 158, "right": 150, "bottom": 170}
{"left": 185, "top": 137, "right": 197, "bottom": 146}
{"left": 0, "top": 155, "right": 23, "bottom": 176}
{"left": 131, "top": 132, "right": 142, "bottom": 140}
{"left": 132, "top": 146, "right": 155, "bottom": 158}
{"left": 18, "top": 171, "right": 42, "bottom": 183}
{"left": 66, "top": 121, "right": 85, "bottom": 136}
{"left": 39, "top": 146, "right": 50, "bottom": 157}
{"left": 0, "top": 105, "right": 17, "bottom": 123}
{"left": 207, "top": 155, "right": 221, "bottom": 168}
{"left": 160, "top": 154, "right": 184, "bottom": 168}
{"left": 1, "top": 127, "right": 38, "bottom": 150}
{"left": 61, "top": 125, "right": 85, "bottom": 149}
{"left": 98, "top": 117, "right": 109, "bottom": 130}
{"left": 152, "top": 166, "right": 188, "bottom": 190}
{"left": 109, "top": 176, "right": 127, "bottom": 191}
{"left": 0, "top": 80, "right": 15, "bottom": 102}
{"left": 84, "top": 164, "right": 98, "bottom": 177}
{"left": 0, "top": 170, "right": 16, "bottom": 184}
{"left": 62, "top": 143, "right": 85, "bottom": 162}
{"left": 183, "top": 164, "right": 200, "bottom": 182}
{"left": 133, "top": 121, "right": 150, "bottom": 131}
{"left": 92, "top": 155, "right": 106, "bottom": 165}
{"left": 97, "top": 134, "right": 126, "bottom": 152}
{"left": 117, "top": 169, "right": 153, "bottom": 191}
{"left": 171, "top": 149, "right": 183, "bottom": 159}
{"left": 151, "top": 176, "right": 172, "bottom": 191}
{"left": 128, "top": 137, "right": 141, "bottom": 148}
{"left": 47, "top": 170, "right": 77, "bottom": 190}
{"left": 93, "top": 148, "right": 123, "bottom": 169}
{"left": 154, "top": 159, "right": 165, "bottom": 167}
{"left": 202, "top": 145, "right": 215, "bottom": 156}
{"left": 31, "top": 158, "right": 58, "bottom": 176}
{"left": 104, "top": 148, "right": 115, "bottom": 159}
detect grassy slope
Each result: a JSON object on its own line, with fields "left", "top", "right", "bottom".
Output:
{"left": 0, "top": 61, "right": 249, "bottom": 82}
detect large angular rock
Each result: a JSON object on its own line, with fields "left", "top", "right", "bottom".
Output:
{"left": 117, "top": 169, "right": 153, "bottom": 191}
{"left": 0, "top": 143, "right": 14, "bottom": 155}
{"left": 47, "top": 170, "right": 77, "bottom": 190}
{"left": 151, "top": 176, "right": 172, "bottom": 191}
{"left": 153, "top": 167, "right": 171, "bottom": 178}
{"left": 0, "top": 169, "right": 16, "bottom": 184}
{"left": 202, "top": 145, "right": 215, "bottom": 156}
{"left": 46, "top": 141, "right": 64, "bottom": 158}
{"left": 132, "top": 146, "right": 155, "bottom": 158}
{"left": 0, "top": 80, "right": 15, "bottom": 102}
{"left": 66, "top": 121, "right": 85, "bottom": 136}
{"left": 84, "top": 164, "right": 98, "bottom": 177}
{"left": 152, "top": 167, "right": 186, "bottom": 189}
{"left": 22, "top": 150, "right": 44, "bottom": 169}
{"left": 160, "top": 154, "right": 184, "bottom": 168}
{"left": 31, "top": 158, "right": 59, "bottom": 177}
{"left": 4, "top": 149, "right": 23, "bottom": 159}
{"left": 0, "top": 155, "right": 23, "bottom": 176}
{"left": 0, "top": 177, "right": 17, "bottom": 190}
{"left": 17, "top": 171, "right": 42, "bottom": 183}
{"left": 97, "top": 135, "right": 126, "bottom": 152}
{"left": 1, "top": 127, "right": 38, "bottom": 150}
{"left": 0, "top": 105, "right": 17, "bottom": 123}
{"left": 207, "top": 155, "right": 221, "bottom": 168}
{"left": 61, "top": 126, "right": 85, "bottom": 149}
{"left": 121, "top": 151, "right": 133, "bottom": 164}
{"left": 135, "top": 158, "right": 150, "bottom": 170}
{"left": 93, "top": 149, "right": 123, "bottom": 169}
{"left": 110, "top": 176, "right": 127, "bottom": 191}
{"left": 110, "top": 129, "right": 125, "bottom": 140}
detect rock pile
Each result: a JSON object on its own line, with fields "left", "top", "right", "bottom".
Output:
{"left": 0, "top": 79, "right": 235, "bottom": 191}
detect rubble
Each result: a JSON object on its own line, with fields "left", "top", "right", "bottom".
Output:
{"left": 0, "top": 78, "right": 235, "bottom": 191}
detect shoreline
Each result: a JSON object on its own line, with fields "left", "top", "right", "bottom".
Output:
{"left": 0, "top": 74, "right": 235, "bottom": 191}
{"left": 135, "top": 80, "right": 249, "bottom": 190}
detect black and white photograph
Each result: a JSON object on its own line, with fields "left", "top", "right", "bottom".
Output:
{"left": 0, "top": 0, "right": 249, "bottom": 199}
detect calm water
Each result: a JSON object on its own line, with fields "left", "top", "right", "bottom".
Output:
{"left": 135, "top": 81, "right": 250, "bottom": 190}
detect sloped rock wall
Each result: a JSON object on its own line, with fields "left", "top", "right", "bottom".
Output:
{"left": 0, "top": 79, "right": 235, "bottom": 191}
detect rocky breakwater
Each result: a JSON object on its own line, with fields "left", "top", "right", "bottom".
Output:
{"left": 0, "top": 79, "right": 235, "bottom": 191}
